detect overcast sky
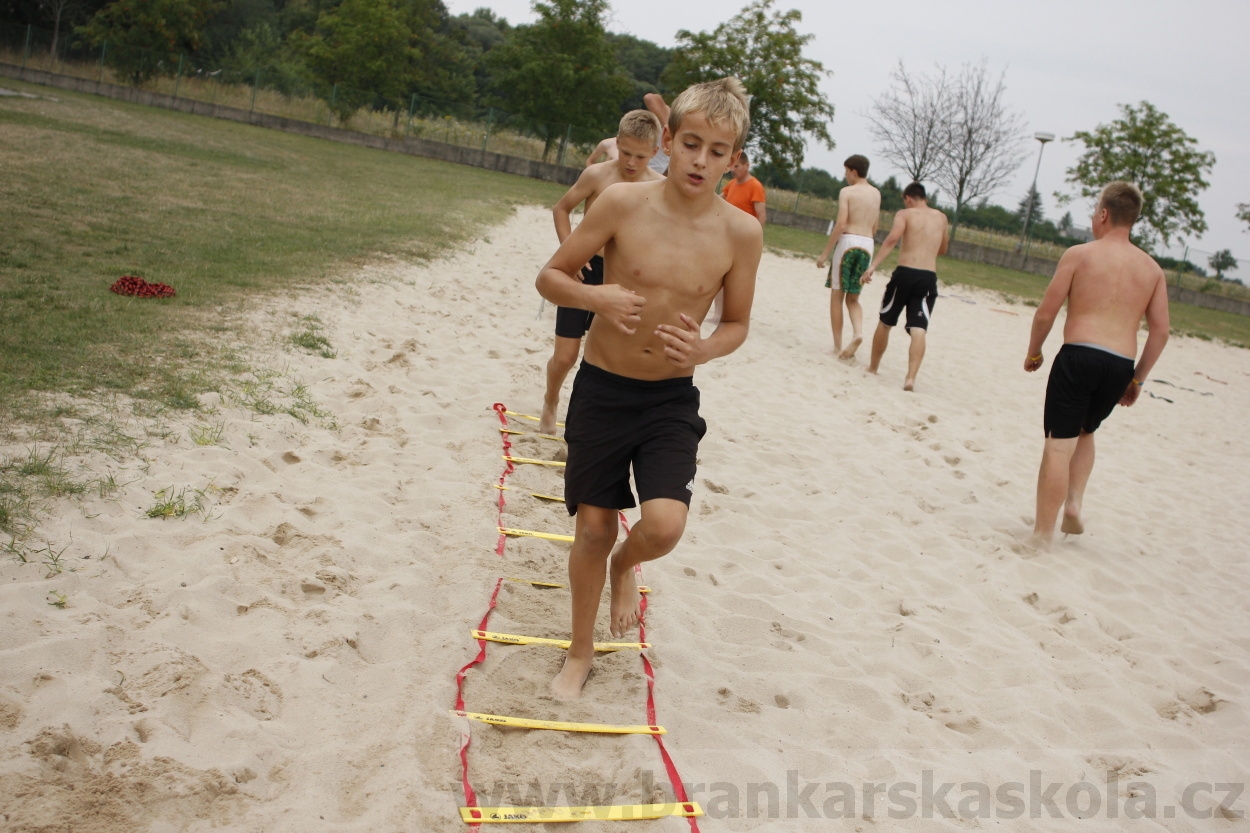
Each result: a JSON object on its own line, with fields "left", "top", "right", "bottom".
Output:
{"left": 445, "top": 0, "right": 1247, "bottom": 265}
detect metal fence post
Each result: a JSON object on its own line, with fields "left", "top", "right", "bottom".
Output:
{"left": 21, "top": 24, "right": 31, "bottom": 70}
{"left": 482, "top": 107, "right": 493, "bottom": 153}
{"left": 250, "top": 69, "right": 261, "bottom": 112}
{"left": 328, "top": 84, "right": 336, "bottom": 125}
{"left": 556, "top": 123, "right": 573, "bottom": 166}
{"left": 404, "top": 93, "right": 415, "bottom": 137}
{"left": 1176, "top": 245, "right": 1189, "bottom": 288}
{"left": 174, "top": 54, "right": 183, "bottom": 99}
{"left": 792, "top": 168, "right": 806, "bottom": 212}
{"left": 98, "top": 42, "right": 107, "bottom": 82}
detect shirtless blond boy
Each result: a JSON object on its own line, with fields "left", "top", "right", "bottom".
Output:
{"left": 863, "top": 182, "right": 949, "bottom": 391}
{"left": 535, "top": 78, "right": 761, "bottom": 700}
{"left": 1024, "top": 182, "right": 1169, "bottom": 546}
{"left": 816, "top": 155, "right": 881, "bottom": 358}
{"left": 539, "top": 111, "right": 664, "bottom": 435}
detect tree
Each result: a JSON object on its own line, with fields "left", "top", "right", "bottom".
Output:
{"left": 866, "top": 61, "right": 952, "bottom": 184}
{"left": 1238, "top": 203, "right": 1250, "bottom": 232}
{"left": 485, "top": 0, "right": 632, "bottom": 161}
{"left": 78, "top": 0, "right": 221, "bottom": 85}
{"left": 1065, "top": 101, "right": 1215, "bottom": 250}
{"left": 934, "top": 59, "right": 1027, "bottom": 241}
{"left": 300, "top": 0, "right": 472, "bottom": 119}
{"left": 38, "top": 0, "right": 82, "bottom": 57}
{"left": 1058, "top": 211, "right": 1073, "bottom": 235}
{"left": 608, "top": 32, "right": 673, "bottom": 111}
{"left": 1017, "top": 187, "right": 1044, "bottom": 224}
{"left": 662, "top": 0, "right": 835, "bottom": 172}
{"left": 1209, "top": 249, "right": 1237, "bottom": 279}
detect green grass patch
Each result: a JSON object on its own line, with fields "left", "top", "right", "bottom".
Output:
{"left": 0, "top": 76, "right": 565, "bottom": 431}
{"left": 290, "top": 314, "right": 336, "bottom": 358}
{"left": 764, "top": 225, "right": 1250, "bottom": 347}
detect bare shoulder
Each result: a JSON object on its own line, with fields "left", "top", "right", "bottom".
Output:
{"left": 723, "top": 200, "right": 763, "bottom": 245}
{"left": 595, "top": 179, "right": 656, "bottom": 214}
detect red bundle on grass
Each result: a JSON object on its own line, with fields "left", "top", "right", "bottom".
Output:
{"left": 110, "top": 276, "right": 176, "bottom": 298}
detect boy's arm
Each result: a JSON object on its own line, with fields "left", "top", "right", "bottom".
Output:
{"left": 817, "top": 196, "right": 850, "bottom": 268}
{"left": 585, "top": 138, "right": 611, "bottom": 167}
{"left": 1121, "top": 269, "right": 1171, "bottom": 405}
{"left": 552, "top": 167, "right": 600, "bottom": 244}
{"left": 1024, "top": 249, "right": 1077, "bottom": 371}
{"left": 537, "top": 186, "right": 646, "bottom": 334}
{"left": 863, "top": 211, "right": 906, "bottom": 283}
{"left": 655, "top": 220, "right": 762, "bottom": 368}
{"left": 938, "top": 216, "right": 950, "bottom": 256}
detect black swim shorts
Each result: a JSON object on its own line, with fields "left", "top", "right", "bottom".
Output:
{"left": 563, "top": 362, "right": 706, "bottom": 515}
{"left": 879, "top": 266, "right": 938, "bottom": 331}
{"left": 554, "top": 255, "right": 605, "bottom": 339}
{"left": 1043, "top": 344, "right": 1136, "bottom": 439}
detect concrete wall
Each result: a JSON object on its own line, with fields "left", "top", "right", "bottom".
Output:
{"left": 0, "top": 63, "right": 580, "bottom": 187}
{"left": 7, "top": 62, "right": 1250, "bottom": 318}
{"left": 1167, "top": 285, "right": 1250, "bottom": 317}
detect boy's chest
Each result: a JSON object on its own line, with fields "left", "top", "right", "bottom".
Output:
{"left": 609, "top": 221, "right": 734, "bottom": 296}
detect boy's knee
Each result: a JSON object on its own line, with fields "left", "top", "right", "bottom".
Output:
{"left": 576, "top": 513, "right": 619, "bottom": 551}
{"left": 643, "top": 515, "right": 686, "bottom": 555}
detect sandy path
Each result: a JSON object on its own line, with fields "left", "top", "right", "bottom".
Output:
{"left": 1, "top": 205, "right": 1246, "bottom": 831}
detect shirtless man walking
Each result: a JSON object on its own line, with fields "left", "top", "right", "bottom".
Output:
{"left": 863, "top": 182, "right": 948, "bottom": 390}
{"left": 1024, "top": 181, "right": 1169, "bottom": 546}
{"left": 817, "top": 155, "right": 880, "bottom": 358}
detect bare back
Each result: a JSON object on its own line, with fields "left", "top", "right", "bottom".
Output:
{"left": 584, "top": 181, "right": 756, "bottom": 379}
{"left": 896, "top": 206, "right": 949, "bottom": 271}
{"left": 839, "top": 181, "right": 881, "bottom": 238}
{"left": 1061, "top": 238, "right": 1166, "bottom": 357}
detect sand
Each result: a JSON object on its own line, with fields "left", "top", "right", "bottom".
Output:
{"left": 1, "top": 205, "right": 1247, "bottom": 831}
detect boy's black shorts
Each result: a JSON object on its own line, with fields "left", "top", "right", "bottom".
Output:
{"left": 563, "top": 362, "right": 706, "bottom": 515}
{"left": 554, "top": 255, "right": 605, "bottom": 338}
{"left": 1043, "top": 343, "right": 1135, "bottom": 438}
{"left": 878, "top": 266, "right": 938, "bottom": 331}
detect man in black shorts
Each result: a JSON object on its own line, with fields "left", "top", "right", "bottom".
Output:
{"left": 1024, "top": 181, "right": 1169, "bottom": 546}
{"left": 862, "top": 182, "right": 949, "bottom": 391}
{"left": 535, "top": 78, "right": 761, "bottom": 700}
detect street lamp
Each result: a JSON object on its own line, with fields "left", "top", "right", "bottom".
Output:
{"left": 1020, "top": 131, "right": 1055, "bottom": 263}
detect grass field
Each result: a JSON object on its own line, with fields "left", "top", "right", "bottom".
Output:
{"left": 0, "top": 76, "right": 567, "bottom": 423}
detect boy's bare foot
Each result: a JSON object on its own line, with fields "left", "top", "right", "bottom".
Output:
{"left": 839, "top": 335, "right": 863, "bottom": 360}
{"left": 550, "top": 654, "right": 593, "bottom": 701}
{"left": 1025, "top": 530, "right": 1053, "bottom": 551}
{"left": 538, "top": 403, "right": 558, "bottom": 436}
{"left": 903, "top": 377, "right": 916, "bottom": 391}
{"left": 1060, "top": 513, "right": 1084, "bottom": 535}
{"left": 609, "top": 551, "right": 642, "bottom": 638}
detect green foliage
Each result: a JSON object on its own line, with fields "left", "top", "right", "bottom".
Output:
{"left": 877, "top": 175, "right": 905, "bottom": 212}
{"left": 663, "top": 0, "right": 834, "bottom": 171}
{"left": 298, "top": 0, "right": 472, "bottom": 117}
{"left": 1238, "top": 203, "right": 1250, "bottom": 231}
{"left": 484, "top": 0, "right": 632, "bottom": 159}
{"left": 1208, "top": 249, "right": 1237, "bottom": 278}
{"left": 78, "top": 0, "right": 223, "bottom": 85}
{"left": 608, "top": 32, "right": 673, "bottom": 110}
{"left": 1065, "top": 101, "right": 1215, "bottom": 250}
{"left": 1017, "top": 188, "right": 1044, "bottom": 223}
{"left": 450, "top": 7, "right": 511, "bottom": 100}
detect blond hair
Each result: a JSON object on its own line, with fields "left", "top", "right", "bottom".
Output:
{"left": 668, "top": 77, "right": 751, "bottom": 151}
{"left": 1098, "top": 181, "right": 1143, "bottom": 227}
{"left": 617, "top": 109, "right": 662, "bottom": 147}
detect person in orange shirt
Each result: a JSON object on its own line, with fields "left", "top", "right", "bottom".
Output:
{"left": 720, "top": 150, "right": 766, "bottom": 227}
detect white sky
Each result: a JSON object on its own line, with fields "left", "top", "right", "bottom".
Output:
{"left": 445, "top": 0, "right": 1249, "bottom": 264}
